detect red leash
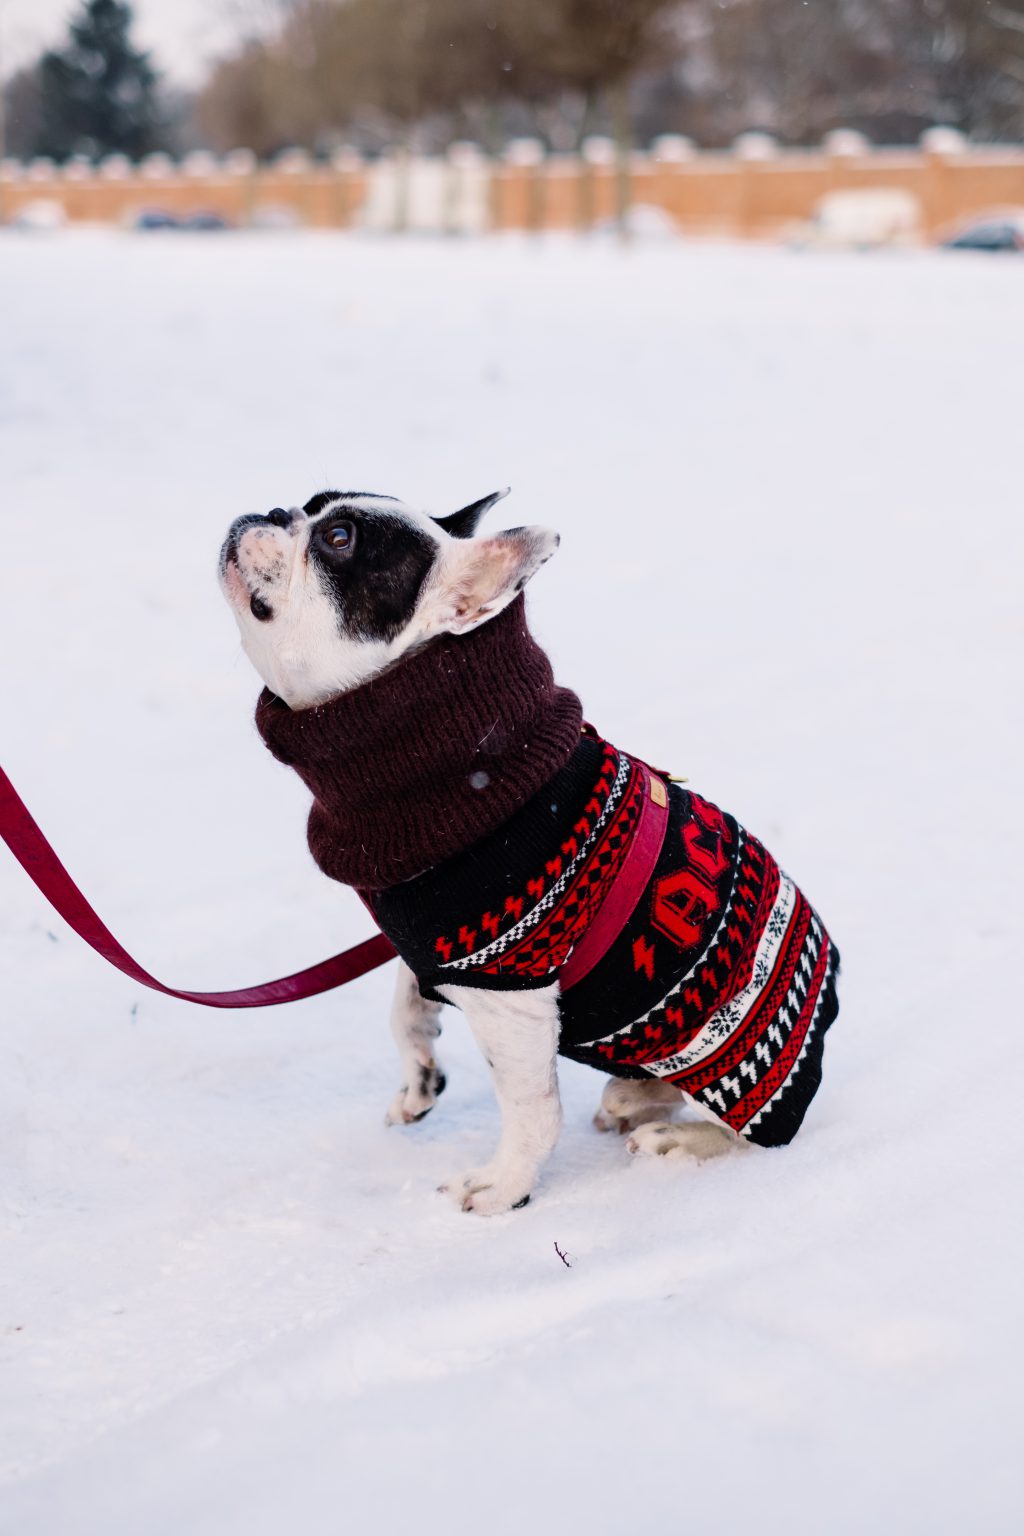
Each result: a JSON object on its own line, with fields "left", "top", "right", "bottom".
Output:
{"left": 0, "top": 765, "right": 396, "bottom": 1008}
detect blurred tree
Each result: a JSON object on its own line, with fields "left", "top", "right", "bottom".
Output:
{"left": 912, "top": 0, "right": 1024, "bottom": 139}
{"left": 196, "top": 39, "right": 304, "bottom": 156}
{"left": 2, "top": 63, "right": 44, "bottom": 160}
{"left": 689, "top": 0, "right": 881, "bottom": 144}
{"left": 34, "top": 0, "right": 165, "bottom": 160}
{"left": 197, "top": 1, "right": 444, "bottom": 159}
{"left": 282, "top": 0, "right": 434, "bottom": 222}
{"left": 686, "top": 0, "right": 1024, "bottom": 144}
{"left": 253, "top": 0, "right": 526, "bottom": 219}
{"left": 289, "top": 0, "right": 521, "bottom": 142}
{"left": 402, "top": 0, "right": 535, "bottom": 151}
{"left": 506, "top": 0, "right": 682, "bottom": 226}
{"left": 187, "top": 0, "right": 1024, "bottom": 161}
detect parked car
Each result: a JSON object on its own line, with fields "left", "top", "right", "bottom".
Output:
{"left": 941, "top": 212, "right": 1024, "bottom": 252}
{"left": 132, "top": 208, "right": 180, "bottom": 231}
{"left": 131, "top": 208, "right": 232, "bottom": 232}
{"left": 7, "top": 199, "right": 67, "bottom": 231}
{"left": 592, "top": 203, "right": 680, "bottom": 241}
{"left": 789, "top": 188, "right": 921, "bottom": 250}
{"left": 248, "top": 203, "right": 302, "bottom": 231}
{"left": 181, "top": 210, "right": 232, "bottom": 232}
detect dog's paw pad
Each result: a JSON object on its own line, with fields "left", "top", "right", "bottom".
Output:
{"left": 461, "top": 1185, "right": 531, "bottom": 1216}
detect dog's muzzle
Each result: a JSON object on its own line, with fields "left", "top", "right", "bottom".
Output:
{"left": 220, "top": 508, "right": 301, "bottom": 574}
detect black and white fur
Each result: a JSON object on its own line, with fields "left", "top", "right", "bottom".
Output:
{"left": 219, "top": 490, "right": 736, "bottom": 1214}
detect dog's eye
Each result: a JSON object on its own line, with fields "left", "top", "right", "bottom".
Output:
{"left": 322, "top": 520, "right": 355, "bottom": 553}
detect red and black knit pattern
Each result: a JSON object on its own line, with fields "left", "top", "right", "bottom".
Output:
{"left": 434, "top": 744, "right": 645, "bottom": 981}
{"left": 567, "top": 849, "right": 838, "bottom": 1144}
{"left": 374, "top": 733, "right": 840, "bottom": 1149}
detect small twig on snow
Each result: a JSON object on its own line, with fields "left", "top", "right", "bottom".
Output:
{"left": 554, "top": 1241, "right": 573, "bottom": 1269}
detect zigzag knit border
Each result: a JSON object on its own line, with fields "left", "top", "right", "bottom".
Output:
{"left": 439, "top": 750, "right": 632, "bottom": 971}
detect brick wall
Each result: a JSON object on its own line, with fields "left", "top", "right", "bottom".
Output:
{"left": 1, "top": 134, "right": 1021, "bottom": 240}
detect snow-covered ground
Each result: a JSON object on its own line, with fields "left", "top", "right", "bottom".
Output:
{"left": 1, "top": 229, "right": 1021, "bottom": 1534}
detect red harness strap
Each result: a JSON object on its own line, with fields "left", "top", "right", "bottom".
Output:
{"left": 558, "top": 761, "right": 670, "bottom": 991}
{"left": 0, "top": 765, "right": 396, "bottom": 1008}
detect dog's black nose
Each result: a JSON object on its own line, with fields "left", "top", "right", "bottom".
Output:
{"left": 265, "top": 507, "right": 292, "bottom": 529}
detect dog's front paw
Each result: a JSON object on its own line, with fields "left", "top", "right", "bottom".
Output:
{"left": 625, "top": 1121, "right": 738, "bottom": 1161}
{"left": 438, "top": 1167, "right": 532, "bottom": 1216}
{"left": 385, "top": 1060, "right": 446, "bottom": 1126}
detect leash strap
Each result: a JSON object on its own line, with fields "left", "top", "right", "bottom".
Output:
{"left": 0, "top": 765, "right": 396, "bottom": 1008}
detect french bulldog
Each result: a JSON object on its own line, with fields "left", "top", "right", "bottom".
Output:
{"left": 219, "top": 490, "right": 839, "bottom": 1213}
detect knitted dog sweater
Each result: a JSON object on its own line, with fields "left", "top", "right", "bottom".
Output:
{"left": 256, "top": 598, "right": 840, "bottom": 1148}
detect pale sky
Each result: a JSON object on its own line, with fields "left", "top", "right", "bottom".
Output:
{"left": 0, "top": 0, "right": 264, "bottom": 86}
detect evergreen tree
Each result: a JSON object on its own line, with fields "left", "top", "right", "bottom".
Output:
{"left": 35, "top": 0, "right": 164, "bottom": 161}
{"left": 1, "top": 65, "right": 45, "bottom": 161}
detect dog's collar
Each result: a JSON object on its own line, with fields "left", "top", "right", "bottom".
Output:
{"left": 255, "top": 595, "right": 583, "bottom": 888}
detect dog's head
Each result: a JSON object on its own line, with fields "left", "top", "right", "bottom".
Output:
{"left": 218, "top": 488, "right": 558, "bottom": 708}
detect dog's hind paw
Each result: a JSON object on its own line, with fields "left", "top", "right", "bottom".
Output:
{"left": 385, "top": 1061, "right": 446, "bottom": 1126}
{"left": 594, "top": 1076, "right": 684, "bottom": 1135}
{"left": 625, "top": 1121, "right": 739, "bottom": 1161}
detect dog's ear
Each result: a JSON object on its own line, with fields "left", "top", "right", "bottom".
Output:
{"left": 434, "top": 486, "right": 510, "bottom": 540}
{"left": 426, "top": 526, "right": 559, "bottom": 636}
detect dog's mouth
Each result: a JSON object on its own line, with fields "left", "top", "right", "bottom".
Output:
{"left": 219, "top": 536, "right": 274, "bottom": 622}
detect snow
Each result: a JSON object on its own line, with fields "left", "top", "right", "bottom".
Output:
{"left": 1, "top": 229, "right": 1022, "bottom": 1534}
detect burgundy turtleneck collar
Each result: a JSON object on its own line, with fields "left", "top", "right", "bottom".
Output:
{"left": 255, "top": 596, "right": 583, "bottom": 889}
